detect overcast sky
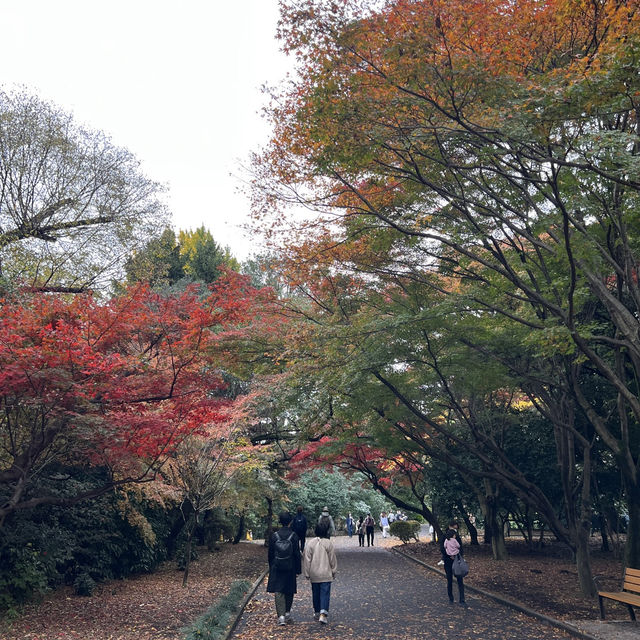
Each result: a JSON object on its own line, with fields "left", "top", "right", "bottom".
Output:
{"left": 1, "top": 0, "right": 291, "bottom": 260}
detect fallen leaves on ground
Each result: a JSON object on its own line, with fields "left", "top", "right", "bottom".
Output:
{"left": 0, "top": 542, "right": 266, "bottom": 640}
{"left": 401, "top": 537, "right": 626, "bottom": 621}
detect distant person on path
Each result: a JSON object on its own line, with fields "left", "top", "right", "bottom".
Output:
{"left": 318, "top": 506, "right": 336, "bottom": 537}
{"left": 442, "top": 521, "right": 465, "bottom": 605}
{"left": 303, "top": 521, "right": 337, "bottom": 624}
{"left": 345, "top": 512, "right": 354, "bottom": 537}
{"left": 357, "top": 515, "right": 365, "bottom": 547}
{"left": 267, "top": 511, "right": 302, "bottom": 626}
{"left": 292, "top": 505, "right": 308, "bottom": 552}
{"left": 380, "top": 512, "right": 390, "bottom": 538}
{"left": 364, "top": 513, "right": 376, "bottom": 546}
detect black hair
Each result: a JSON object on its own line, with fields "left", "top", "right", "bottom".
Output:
{"left": 315, "top": 521, "right": 330, "bottom": 538}
{"left": 279, "top": 511, "right": 293, "bottom": 526}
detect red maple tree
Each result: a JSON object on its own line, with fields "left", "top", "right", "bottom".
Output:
{"left": 0, "top": 272, "right": 269, "bottom": 524}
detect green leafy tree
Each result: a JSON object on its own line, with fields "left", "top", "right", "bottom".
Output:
{"left": 124, "top": 226, "right": 238, "bottom": 288}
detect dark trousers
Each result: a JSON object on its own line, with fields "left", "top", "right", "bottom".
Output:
{"left": 358, "top": 532, "right": 365, "bottom": 546}
{"left": 444, "top": 556, "right": 465, "bottom": 602}
{"left": 274, "top": 591, "right": 294, "bottom": 616}
{"left": 366, "top": 526, "right": 374, "bottom": 546}
{"left": 298, "top": 535, "right": 306, "bottom": 553}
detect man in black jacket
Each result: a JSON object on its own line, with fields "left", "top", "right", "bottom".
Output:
{"left": 267, "top": 511, "right": 302, "bottom": 625}
{"left": 291, "top": 505, "right": 308, "bottom": 552}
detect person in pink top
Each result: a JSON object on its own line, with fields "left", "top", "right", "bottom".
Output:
{"left": 444, "top": 530, "right": 460, "bottom": 556}
{"left": 441, "top": 521, "right": 466, "bottom": 605}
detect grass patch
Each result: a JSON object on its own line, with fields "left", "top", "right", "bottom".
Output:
{"left": 182, "top": 579, "right": 252, "bottom": 640}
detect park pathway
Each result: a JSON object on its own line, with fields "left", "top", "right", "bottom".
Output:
{"left": 231, "top": 537, "right": 573, "bottom": 640}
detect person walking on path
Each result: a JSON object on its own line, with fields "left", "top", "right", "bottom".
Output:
{"left": 345, "top": 512, "right": 354, "bottom": 537}
{"left": 266, "top": 511, "right": 302, "bottom": 626}
{"left": 356, "top": 515, "right": 365, "bottom": 547}
{"left": 318, "top": 506, "right": 336, "bottom": 537}
{"left": 303, "top": 522, "right": 337, "bottom": 624}
{"left": 292, "top": 505, "right": 308, "bottom": 552}
{"left": 380, "top": 512, "right": 390, "bottom": 538}
{"left": 364, "top": 513, "right": 376, "bottom": 546}
{"left": 442, "top": 521, "right": 465, "bottom": 605}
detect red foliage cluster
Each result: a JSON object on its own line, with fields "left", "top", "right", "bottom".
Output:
{"left": 0, "top": 272, "right": 269, "bottom": 516}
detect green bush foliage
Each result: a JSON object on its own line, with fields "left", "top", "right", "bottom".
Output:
{"left": 389, "top": 520, "right": 421, "bottom": 543}
{"left": 0, "top": 466, "right": 181, "bottom": 613}
{"left": 73, "top": 572, "right": 97, "bottom": 597}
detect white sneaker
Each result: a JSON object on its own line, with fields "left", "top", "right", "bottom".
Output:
{"left": 437, "top": 560, "right": 445, "bottom": 566}
{"left": 319, "top": 612, "right": 328, "bottom": 624}
{"left": 278, "top": 616, "right": 286, "bottom": 626}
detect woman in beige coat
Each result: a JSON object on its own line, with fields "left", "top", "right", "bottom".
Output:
{"left": 303, "top": 521, "right": 337, "bottom": 624}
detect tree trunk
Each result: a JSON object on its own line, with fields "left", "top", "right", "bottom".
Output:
{"left": 182, "top": 517, "right": 195, "bottom": 587}
{"left": 467, "top": 519, "right": 479, "bottom": 545}
{"left": 575, "top": 525, "right": 596, "bottom": 597}
{"left": 491, "top": 518, "right": 508, "bottom": 560}
{"left": 625, "top": 484, "right": 640, "bottom": 568}
{"left": 233, "top": 512, "right": 246, "bottom": 545}
{"left": 479, "top": 481, "right": 508, "bottom": 560}
{"left": 483, "top": 520, "right": 493, "bottom": 545}
{"left": 264, "top": 496, "right": 274, "bottom": 547}
{"left": 537, "top": 524, "right": 546, "bottom": 548}
{"left": 600, "top": 515, "right": 610, "bottom": 552}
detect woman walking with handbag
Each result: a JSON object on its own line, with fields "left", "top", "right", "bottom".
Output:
{"left": 442, "top": 521, "right": 466, "bottom": 605}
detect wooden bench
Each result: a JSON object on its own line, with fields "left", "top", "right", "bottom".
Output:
{"left": 597, "top": 567, "right": 640, "bottom": 620}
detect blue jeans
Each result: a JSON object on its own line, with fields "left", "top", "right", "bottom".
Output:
{"left": 311, "top": 581, "right": 332, "bottom": 613}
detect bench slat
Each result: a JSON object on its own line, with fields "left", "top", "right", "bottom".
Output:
{"left": 623, "top": 576, "right": 640, "bottom": 592}
{"left": 625, "top": 568, "right": 640, "bottom": 578}
{"left": 598, "top": 591, "right": 640, "bottom": 606}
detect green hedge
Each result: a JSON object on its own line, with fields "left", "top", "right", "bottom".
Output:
{"left": 389, "top": 520, "right": 421, "bottom": 543}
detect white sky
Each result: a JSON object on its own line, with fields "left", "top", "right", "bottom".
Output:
{"left": 1, "top": 0, "right": 291, "bottom": 260}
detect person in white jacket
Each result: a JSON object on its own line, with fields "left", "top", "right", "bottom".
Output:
{"left": 303, "top": 521, "right": 337, "bottom": 624}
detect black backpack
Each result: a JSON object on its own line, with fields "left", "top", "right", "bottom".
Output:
{"left": 273, "top": 531, "right": 295, "bottom": 571}
{"left": 292, "top": 514, "right": 306, "bottom": 536}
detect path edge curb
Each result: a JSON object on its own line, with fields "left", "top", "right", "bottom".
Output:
{"left": 222, "top": 566, "right": 269, "bottom": 640}
{"left": 392, "top": 547, "right": 600, "bottom": 640}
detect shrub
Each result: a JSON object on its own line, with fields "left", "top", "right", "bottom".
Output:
{"left": 389, "top": 520, "right": 421, "bottom": 543}
{"left": 73, "top": 572, "right": 97, "bottom": 596}
{"left": 0, "top": 465, "right": 178, "bottom": 613}
{"left": 0, "top": 543, "right": 49, "bottom": 614}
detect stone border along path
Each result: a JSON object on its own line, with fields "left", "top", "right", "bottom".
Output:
{"left": 228, "top": 536, "right": 582, "bottom": 640}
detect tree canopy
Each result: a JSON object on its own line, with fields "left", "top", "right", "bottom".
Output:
{"left": 0, "top": 88, "right": 168, "bottom": 293}
{"left": 249, "top": 0, "right": 640, "bottom": 586}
